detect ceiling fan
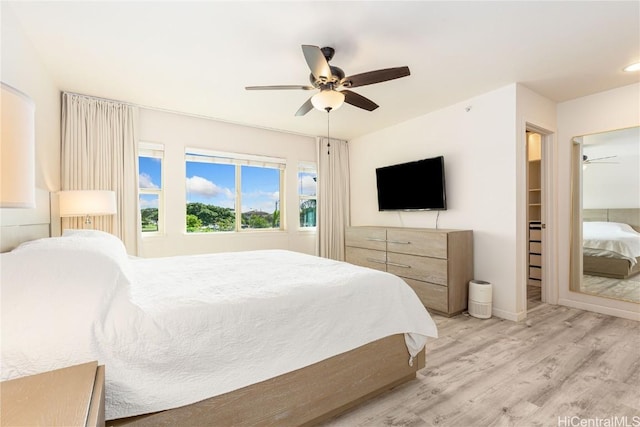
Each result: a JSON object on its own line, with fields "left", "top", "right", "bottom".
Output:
{"left": 245, "top": 45, "right": 410, "bottom": 116}
{"left": 582, "top": 155, "right": 618, "bottom": 164}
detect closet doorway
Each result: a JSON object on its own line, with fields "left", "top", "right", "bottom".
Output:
{"left": 526, "top": 130, "right": 544, "bottom": 311}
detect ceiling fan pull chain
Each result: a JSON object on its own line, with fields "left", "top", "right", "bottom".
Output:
{"left": 327, "top": 109, "right": 331, "bottom": 155}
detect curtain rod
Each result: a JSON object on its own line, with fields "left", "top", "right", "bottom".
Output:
{"left": 62, "top": 91, "right": 319, "bottom": 139}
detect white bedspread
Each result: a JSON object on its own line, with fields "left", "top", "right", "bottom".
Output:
{"left": 583, "top": 221, "right": 640, "bottom": 266}
{"left": 1, "top": 232, "right": 437, "bottom": 420}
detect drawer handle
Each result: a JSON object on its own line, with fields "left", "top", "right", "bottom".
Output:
{"left": 387, "top": 261, "right": 411, "bottom": 268}
{"left": 387, "top": 240, "right": 411, "bottom": 245}
{"left": 366, "top": 258, "right": 387, "bottom": 265}
{"left": 365, "top": 238, "right": 386, "bottom": 242}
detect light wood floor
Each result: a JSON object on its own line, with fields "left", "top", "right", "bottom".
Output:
{"left": 321, "top": 304, "right": 640, "bottom": 427}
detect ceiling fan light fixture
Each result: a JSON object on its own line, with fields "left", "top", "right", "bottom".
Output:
{"left": 311, "top": 90, "right": 345, "bottom": 112}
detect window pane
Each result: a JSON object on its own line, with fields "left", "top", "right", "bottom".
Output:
{"left": 186, "top": 161, "right": 236, "bottom": 232}
{"left": 140, "top": 194, "right": 159, "bottom": 232}
{"left": 299, "top": 199, "right": 316, "bottom": 228}
{"left": 241, "top": 165, "right": 280, "bottom": 229}
{"left": 298, "top": 171, "right": 317, "bottom": 197}
{"left": 139, "top": 156, "right": 162, "bottom": 188}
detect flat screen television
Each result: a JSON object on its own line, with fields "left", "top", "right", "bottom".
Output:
{"left": 375, "top": 156, "right": 447, "bottom": 211}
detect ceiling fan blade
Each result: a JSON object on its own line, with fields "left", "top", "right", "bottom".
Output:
{"left": 343, "top": 66, "right": 410, "bottom": 88}
{"left": 295, "top": 97, "right": 314, "bottom": 116}
{"left": 245, "top": 85, "right": 314, "bottom": 90}
{"left": 342, "top": 90, "right": 379, "bottom": 111}
{"left": 587, "top": 155, "right": 617, "bottom": 162}
{"left": 302, "top": 45, "right": 332, "bottom": 82}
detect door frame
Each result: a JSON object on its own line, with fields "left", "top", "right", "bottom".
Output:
{"left": 524, "top": 123, "right": 557, "bottom": 312}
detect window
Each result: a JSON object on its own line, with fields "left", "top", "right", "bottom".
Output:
{"left": 298, "top": 163, "right": 317, "bottom": 228}
{"left": 138, "top": 142, "right": 164, "bottom": 234}
{"left": 185, "top": 148, "right": 285, "bottom": 232}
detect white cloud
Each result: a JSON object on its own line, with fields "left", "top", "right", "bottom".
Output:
{"left": 186, "top": 176, "right": 233, "bottom": 199}
{"left": 140, "top": 197, "right": 158, "bottom": 209}
{"left": 139, "top": 173, "right": 159, "bottom": 189}
{"left": 300, "top": 174, "right": 316, "bottom": 196}
{"left": 242, "top": 190, "right": 280, "bottom": 211}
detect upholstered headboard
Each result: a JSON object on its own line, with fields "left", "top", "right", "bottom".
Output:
{"left": 583, "top": 208, "right": 640, "bottom": 232}
{"left": 0, "top": 189, "right": 51, "bottom": 252}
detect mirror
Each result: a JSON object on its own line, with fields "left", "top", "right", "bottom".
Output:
{"left": 570, "top": 126, "right": 640, "bottom": 303}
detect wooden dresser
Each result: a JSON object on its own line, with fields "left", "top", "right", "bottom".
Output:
{"left": 1, "top": 361, "right": 105, "bottom": 427}
{"left": 345, "top": 226, "right": 473, "bottom": 316}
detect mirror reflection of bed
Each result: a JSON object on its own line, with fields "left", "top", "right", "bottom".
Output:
{"left": 571, "top": 126, "right": 640, "bottom": 304}
{"left": 581, "top": 210, "right": 640, "bottom": 303}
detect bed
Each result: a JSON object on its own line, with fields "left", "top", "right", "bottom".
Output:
{"left": 583, "top": 217, "right": 640, "bottom": 279}
{"left": 0, "top": 230, "right": 438, "bottom": 426}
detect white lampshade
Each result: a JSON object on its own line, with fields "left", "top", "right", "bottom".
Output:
{"left": 311, "top": 90, "right": 345, "bottom": 112}
{"left": 59, "top": 190, "right": 117, "bottom": 217}
{"left": 1, "top": 82, "right": 35, "bottom": 208}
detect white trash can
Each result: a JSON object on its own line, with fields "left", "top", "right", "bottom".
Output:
{"left": 468, "top": 280, "right": 492, "bottom": 319}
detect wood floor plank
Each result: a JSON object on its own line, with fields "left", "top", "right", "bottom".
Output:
{"left": 320, "top": 304, "right": 640, "bottom": 427}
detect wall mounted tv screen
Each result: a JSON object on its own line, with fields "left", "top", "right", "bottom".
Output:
{"left": 375, "top": 156, "right": 447, "bottom": 211}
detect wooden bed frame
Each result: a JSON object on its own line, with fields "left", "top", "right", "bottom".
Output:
{"left": 109, "top": 334, "right": 425, "bottom": 426}
{"left": 583, "top": 255, "right": 640, "bottom": 279}
{"left": 583, "top": 208, "right": 640, "bottom": 279}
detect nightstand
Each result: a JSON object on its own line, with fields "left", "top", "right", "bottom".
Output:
{"left": 1, "top": 361, "right": 105, "bottom": 427}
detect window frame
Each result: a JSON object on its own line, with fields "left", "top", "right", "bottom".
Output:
{"left": 185, "top": 148, "right": 286, "bottom": 233}
{"left": 138, "top": 142, "right": 165, "bottom": 236}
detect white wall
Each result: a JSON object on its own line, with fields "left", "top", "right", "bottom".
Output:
{"left": 1, "top": 5, "right": 60, "bottom": 230}
{"left": 350, "top": 84, "right": 532, "bottom": 320}
{"left": 138, "top": 108, "right": 317, "bottom": 257}
{"left": 515, "top": 84, "right": 558, "bottom": 310}
{"left": 557, "top": 82, "right": 640, "bottom": 320}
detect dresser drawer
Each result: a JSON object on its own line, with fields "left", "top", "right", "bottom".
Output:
{"left": 387, "top": 252, "right": 448, "bottom": 285}
{"left": 403, "top": 278, "right": 448, "bottom": 313}
{"left": 387, "top": 229, "right": 447, "bottom": 259}
{"left": 345, "top": 227, "right": 386, "bottom": 251}
{"left": 345, "top": 246, "right": 387, "bottom": 272}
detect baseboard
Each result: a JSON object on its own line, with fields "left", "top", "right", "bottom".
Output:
{"left": 491, "top": 307, "right": 527, "bottom": 322}
{"left": 558, "top": 298, "right": 640, "bottom": 321}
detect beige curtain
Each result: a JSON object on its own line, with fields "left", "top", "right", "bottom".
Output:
{"left": 61, "top": 93, "right": 140, "bottom": 255}
{"left": 317, "top": 136, "right": 350, "bottom": 261}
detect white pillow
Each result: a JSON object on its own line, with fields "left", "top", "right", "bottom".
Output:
{"left": 14, "top": 231, "right": 132, "bottom": 282}
{"left": 1, "top": 234, "right": 135, "bottom": 383}
{"left": 62, "top": 228, "right": 126, "bottom": 245}
{"left": 584, "top": 221, "right": 636, "bottom": 234}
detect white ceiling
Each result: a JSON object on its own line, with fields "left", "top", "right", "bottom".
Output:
{"left": 6, "top": 1, "right": 640, "bottom": 140}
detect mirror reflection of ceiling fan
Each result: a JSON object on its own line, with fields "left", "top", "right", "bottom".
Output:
{"left": 245, "top": 45, "right": 410, "bottom": 116}
{"left": 582, "top": 155, "right": 618, "bottom": 164}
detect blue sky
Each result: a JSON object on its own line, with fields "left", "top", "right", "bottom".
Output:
{"left": 139, "top": 157, "right": 288, "bottom": 213}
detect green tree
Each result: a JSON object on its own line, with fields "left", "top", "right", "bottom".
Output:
{"left": 186, "top": 214, "right": 202, "bottom": 231}
{"left": 141, "top": 208, "right": 159, "bottom": 231}
{"left": 186, "top": 202, "right": 235, "bottom": 232}
{"left": 248, "top": 214, "right": 270, "bottom": 229}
